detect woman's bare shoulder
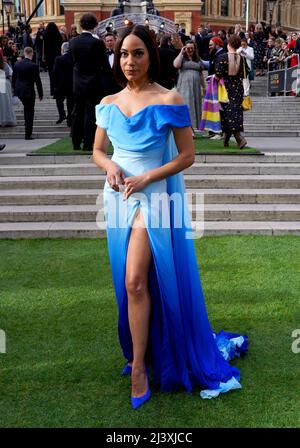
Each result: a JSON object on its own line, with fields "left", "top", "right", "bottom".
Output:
{"left": 160, "top": 88, "right": 185, "bottom": 106}
{"left": 100, "top": 91, "right": 125, "bottom": 105}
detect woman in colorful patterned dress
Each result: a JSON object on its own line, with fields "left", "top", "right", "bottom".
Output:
{"left": 215, "top": 35, "right": 248, "bottom": 149}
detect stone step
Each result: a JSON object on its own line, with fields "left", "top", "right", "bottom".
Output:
{"left": 1, "top": 125, "right": 69, "bottom": 133}
{"left": 246, "top": 111, "right": 300, "bottom": 116}
{"left": 14, "top": 119, "right": 71, "bottom": 125}
{"left": 2, "top": 162, "right": 300, "bottom": 177}
{"left": 244, "top": 121, "right": 300, "bottom": 125}
{"left": 251, "top": 97, "right": 300, "bottom": 102}
{"left": 1, "top": 131, "right": 69, "bottom": 139}
{"left": 14, "top": 104, "right": 58, "bottom": 110}
{"left": 244, "top": 130, "right": 300, "bottom": 137}
{"left": 1, "top": 203, "right": 300, "bottom": 222}
{"left": 0, "top": 220, "right": 299, "bottom": 238}
{"left": 244, "top": 116, "right": 300, "bottom": 121}
{"left": 4, "top": 129, "right": 294, "bottom": 138}
{"left": 1, "top": 174, "right": 300, "bottom": 189}
{"left": 0, "top": 188, "right": 299, "bottom": 205}
{"left": 0, "top": 154, "right": 299, "bottom": 166}
{"left": 248, "top": 107, "right": 300, "bottom": 111}
{"left": 251, "top": 99, "right": 299, "bottom": 102}
{"left": 2, "top": 123, "right": 70, "bottom": 133}
{"left": 6, "top": 153, "right": 300, "bottom": 166}
{"left": 244, "top": 124, "right": 300, "bottom": 129}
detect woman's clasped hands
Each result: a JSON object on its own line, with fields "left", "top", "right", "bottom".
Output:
{"left": 106, "top": 162, "right": 150, "bottom": 200}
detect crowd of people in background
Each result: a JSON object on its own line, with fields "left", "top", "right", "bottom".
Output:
{"left": 0, "top": 14, "right": 300, "bottom": 147}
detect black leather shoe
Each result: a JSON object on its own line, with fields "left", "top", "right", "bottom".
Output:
{"left": 25, "top": 136, "right": 34, "bottom": 140}
{"left": 56, "top": 116, "right": 66, "bottom": 124}
{"left": 0, "top": 144, "right": 6, "bottom": 151}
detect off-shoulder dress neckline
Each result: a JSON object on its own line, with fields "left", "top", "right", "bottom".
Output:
{"left": 98, "top": 103, "right": 188, "bottom": 121}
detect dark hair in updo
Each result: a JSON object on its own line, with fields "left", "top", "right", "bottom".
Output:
{"left": 114, "top": 25, "right": 160, "bottom": 87}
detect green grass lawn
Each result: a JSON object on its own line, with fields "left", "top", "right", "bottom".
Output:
{"left": 32, "top": 136, "right": 261, "bottom": 156}
{"left": 0, "top": 236, "right": 299, "bottom": 428}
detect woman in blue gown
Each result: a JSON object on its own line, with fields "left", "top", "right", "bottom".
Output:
{"left": 93, "top": 25, "right": 248, "bottom": 410}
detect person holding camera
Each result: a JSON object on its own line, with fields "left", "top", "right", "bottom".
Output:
{"left": 173, "top": 41, "right": 205, "bottom": 135}
{"left": 237, "top": 38, "right": 254, "bottom": 83}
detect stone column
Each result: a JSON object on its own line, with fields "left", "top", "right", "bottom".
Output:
{"left": 212, "top": 0, "right": 218, "bottom": 17}
{"left": 294, "top": 1, "right": 300, "bottom": 29}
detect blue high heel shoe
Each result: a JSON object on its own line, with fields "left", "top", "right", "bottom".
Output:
{"left": 121, "top": 363, "right": 132, "bottom": 376}
{"left": 131, "top": 370, "right": 150, "bottom": 410}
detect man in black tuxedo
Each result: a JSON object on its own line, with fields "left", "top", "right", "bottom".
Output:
{"left": 53, "top": 42, "right": 74, "bottom": 126}
{"left": 12, "top": 47, "right": 43, "bottom": 140}
{"left": 69, "top": 13, "right": 112, "bottom": 151}
{"left": 104, "top": 32, "right": 122, "bottom": 95}
{"left": 195, "top": 25, "right": 213, "bottom": 59}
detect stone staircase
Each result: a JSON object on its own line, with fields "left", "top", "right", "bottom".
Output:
{"left": 244, "top": 74, "right": 300, "bottom": 137}
{"left": 0, "top": 153, "right": 300, "bottom": 238}
{"left": 2, "top": 73, "right": 70, "bottom": 139}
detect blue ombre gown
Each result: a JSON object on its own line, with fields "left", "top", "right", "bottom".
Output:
{"left": 96, "top": 103, "right": 248, "bottom": 399}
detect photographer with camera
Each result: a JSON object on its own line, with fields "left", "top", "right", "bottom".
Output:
{"left": 237, "top": 38, "right": 254, "bottom": 83}
{"left": 173, "top": 41, "right": 206, "bottom": 136}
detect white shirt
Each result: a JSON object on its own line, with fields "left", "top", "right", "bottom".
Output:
{"left": 81, "top": 30, "right": 99, "bottom": 39}
{"left": 108, "top": 52, "right": 114, "bottom": 68}
{"left": 237, "top": 46, "right": 254, "bottom": 70}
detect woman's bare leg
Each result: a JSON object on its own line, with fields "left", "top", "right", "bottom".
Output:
{"left": 126, "top": 209, "right": 152, "bottom": 397}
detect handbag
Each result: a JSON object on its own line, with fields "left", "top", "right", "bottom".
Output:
{"left": 242, "top": 95, "right": 252, "bottom": 111}
{"left": 12, "top": 96, "right": 20, "bottom": 106}
{"left": 242, "top": 58, "right": 252, "bottom": 111}
{"left": 218, "top": 78, "right": 229, "bottom": 103}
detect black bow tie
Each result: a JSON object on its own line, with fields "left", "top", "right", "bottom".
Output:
{"left": 107, "top": 50, "right": 114, "bottom": 55}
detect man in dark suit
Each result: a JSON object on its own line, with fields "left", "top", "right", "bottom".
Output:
{"left": 158, "top": 36, "right": 177, "bottom": 89}
{"left": 202, "top": 37, "right": 226, "bottom": 76}
{"left": 69, "top": 13, "right": 112, "bottom": 151}
{"left": 104, "top": 32, "right": 122, "bottom": 95}
{"left": 195, "top": 25, "right": 213, "bottom": 59}
{"left": 178, "top": 28, "right": 189, "bottom": 46}
{"left": 52, "top": 42, "right": 74, "bottom": 126}
{"left": 12, "top": 47, "right": 43, "bottom": 140}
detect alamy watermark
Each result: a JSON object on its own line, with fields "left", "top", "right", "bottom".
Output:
{"left": 0, "top": 329, "right": 6, "bottom": 354}
{"left": 291, "top": 329, "right": 300, "bottom": 354}
{"left": 95, "top": 190, "right": 205, "bottom": 239}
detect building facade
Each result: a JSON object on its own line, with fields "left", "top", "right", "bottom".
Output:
{"left": 7, "top": 0, "right": 300, "bottom": 34}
